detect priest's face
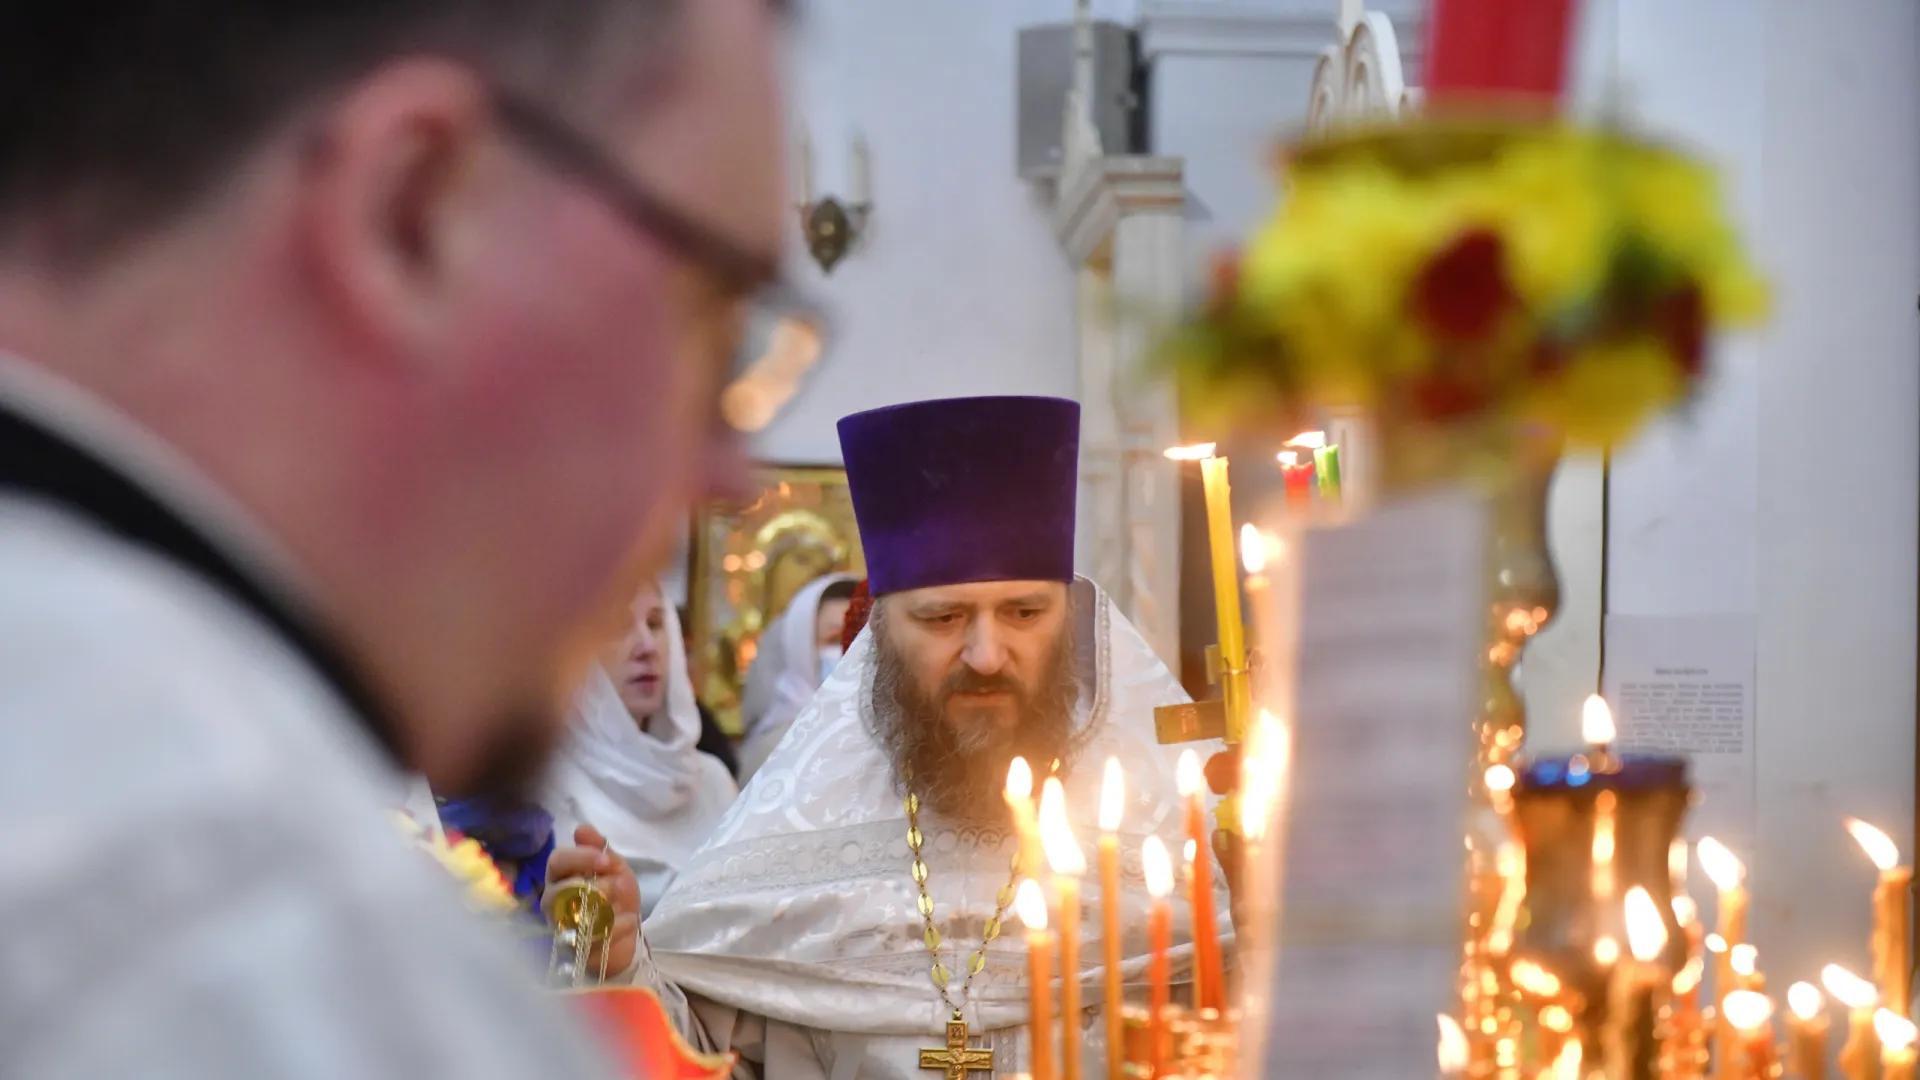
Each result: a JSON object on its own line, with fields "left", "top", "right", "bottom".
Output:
{"left": 870, "top": 580, "right": 1079, "bottom": 818}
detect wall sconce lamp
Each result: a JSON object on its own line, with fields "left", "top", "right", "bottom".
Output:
{"left": 793, "top": 129, "right": 872, "bottom": 274}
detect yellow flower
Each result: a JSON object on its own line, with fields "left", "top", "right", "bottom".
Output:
{"left": 1470, "top": 135, "right": 1614, "bottom": 311}
{"left": 1524, "top": 337, "right": 1687, "bottom": 448}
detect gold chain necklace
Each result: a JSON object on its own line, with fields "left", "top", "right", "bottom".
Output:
{"left": 903, "top": 788, "right": 1023, "bottom": 1018}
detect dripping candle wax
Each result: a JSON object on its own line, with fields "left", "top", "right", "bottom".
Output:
{"left": 1142, "top": 837, "right": 1174, "bottom": 1078}
{"left": 1847, "top": 818, "right": 1912, "bottom": 1020}
{"left": 1040, "top": 779, "right": 1086, "bottom": 1080}
{"left": 1017, "top": 880, "right": 1057, "bottom": 1080}
{"left": 1097, "top": 760, "right": 1124, "bottom": 1080}
{"left": 1177, "top": 749, "right": 1224, "bottom": 1011}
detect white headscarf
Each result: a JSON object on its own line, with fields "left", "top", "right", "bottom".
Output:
{"left": 544, "top": 595, "right": 737, "bottom": 912}
{"left": 737, "top": 571, "right": 858, "bottom": 784}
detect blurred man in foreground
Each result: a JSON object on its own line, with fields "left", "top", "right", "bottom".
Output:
{"left": 0, "top": 0, "right": 789, "bottom": 1074}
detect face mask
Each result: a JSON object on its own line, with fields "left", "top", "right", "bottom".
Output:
{"left": 818, "top": 645, "right": 843, "bottom": 685}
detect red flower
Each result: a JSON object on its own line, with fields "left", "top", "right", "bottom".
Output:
{"left": 1412, "top": 229, "right": 1516, "bottom": 343}
{"left": 1410, "top": 374, "right": 1493, "bottom": 419}
{"left": 1654, "top": 284, "right": 1707, "bottom": 376}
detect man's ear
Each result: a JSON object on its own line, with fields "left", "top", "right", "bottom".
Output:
{"left": 291, "top": 59, "right": 493, "bottom": 372}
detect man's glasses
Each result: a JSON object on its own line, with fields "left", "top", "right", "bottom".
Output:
{"left": 489, "top": 89, "right": 828, "bottom": 431}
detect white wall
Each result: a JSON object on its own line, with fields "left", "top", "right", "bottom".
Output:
{"left": 1605, "top": 0, "right": 1919, "bottom": 981}
{"left": 755, "top": 0, "right": 1140, "bottom": 465}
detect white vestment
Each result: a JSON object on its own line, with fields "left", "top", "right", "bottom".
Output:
{"left": 547, "top": 600, "right": 739, "bottom": 916}
{"left": 635, "top": 578, "right": 1231, "bottom": 1080}
{"left": 737, "top": 572, "right": 859, "bottom": 785}
{"left": 0, "top": 356, "right": 619, "bottom": 1077}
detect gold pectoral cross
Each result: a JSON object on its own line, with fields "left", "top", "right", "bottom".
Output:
{"left": 919, "top": 1013, "right": 994, "bottom": 1080}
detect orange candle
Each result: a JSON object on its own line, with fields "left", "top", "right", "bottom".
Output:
{"left": 1177, "top": 750, "right": 1224, "bottom": 1012}
{"left": 1142, "top": 837, "right": 1174, "bottom": 1078}
{"left": 1040, "top": 779, "right": 1086, "bottom": 1080}
{"left": 1018, "top": 880, "right": 1058, "bottom": 1080}
{"left": 1099, "top": 759, "right": 1125, "bottom": 1080}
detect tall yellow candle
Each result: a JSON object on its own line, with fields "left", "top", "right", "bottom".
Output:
{"left": 1040, "top": 779, "right": 1086, "bottom": 1080}
{"left": 1849, "top": 819, "right": 1913, "bottom": 1020}
{"left": 1788, "top": 982, "right": 1831, "bottom": 1080}
{"left": 1018, "top": 880, "right": 1057, "bottom": 1080}
{"left": 1098, "top": 759, "right": 1125, "bottom": 1080}
{"left": 1823, "top": 964, "right": 1882, "bottom": 1080}
{"left": 1699, "top": 837, "right": 1748, "bottom": 1077}
{"left": 1166, "top": 443, "right": 1248, "bottom": 743}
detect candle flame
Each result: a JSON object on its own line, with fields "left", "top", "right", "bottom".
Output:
{"left": 1142, "top": 836, "right": 1174, "bottom": 898}
{"left": 1005, "top": 757, "right": 1033, "bottom": 800}
{"left": 1038, "top": 778, "right": 1086, "bottom": 876}
{"left": 1581, "top": 694, "right": 1616, "bottom": 745}
{"left": 1014, "top": 878, "right": 1049, "bottom": 931}
{"left": 1240, "top": 523, "right": 1269, "bottom": 574}
{"left": 1673, "top": 957, "right": 1704, "bottom": 995}
{"left": 1184, "top": 838, "right": 1197, "bottom": 866}
{"left": 1594, "top": 936, "right": 1620, "bottom": 966}
{"left": 1484, "top": 764, "right": 1516, "bottom": 793}
{"left": 1696, "top": 836, "right": 1745, "bottom": 890}
{"left": 1722, "top": 990, "right": 1772, "bottom": 1033}
{"left": 1551, "top": 1041, "right": 1582, "bottom": 1080}
{"left": 1877, "top": 1009, "right": 1920, "bottom": 1052}
{"left": 1625, "top": 887, "right": 1668, "bottom": 963}
{"left": 1176, "top": 749, "right": 1203, "bottom": 797}
{"left": 1241, "top": 709, "right": 1291, "bottom": 843}
{"left": 1788, "top": 982, "right": 1824, "bottom": 1021}
{"left": 1730, "top": 943, "right": 1758, "bottom": 978}
{"left": 1821, "top": 964, "right": 1879, "bottom": 1010}
{"left": 1670, "top": 839, "right": 1690, "bottom": 888}
{"left": 1164, "top": 443, "right": 1217, "bottom": 462}
{"left": 1435, "top": 1015, "right": 1468, "bottom": 1074}
{"left": 1705, "top": 934, "right": 1727, "bottom": 954}
{"left": 1284, "top": 430, "right": 1328, "bottom": 449}
{"left": 1846, "top": 817, "right": 1902, "bottom": 872}
{"left": 1509, "top": 959, "right": 1562, "bottom": 997}
{"left": 1672, "top": 895, "right": 1698, "bottom": 926}
{"left": 1099, "top": 758, "right": 1124, "bottom": 833}
{"left": 1277, "top": 450, "right": 1299, "bottom": 467}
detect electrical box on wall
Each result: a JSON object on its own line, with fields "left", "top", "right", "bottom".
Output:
{"left": 1015, "top": 20, "right": 1148, "bottom": 181}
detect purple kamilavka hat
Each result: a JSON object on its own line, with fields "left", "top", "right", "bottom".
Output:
{"left": 837, "top": 396, "right": 1080, "bottom": 596}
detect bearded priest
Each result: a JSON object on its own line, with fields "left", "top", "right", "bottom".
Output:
{"left": 546, "top": 395, "right": 1231, "bottom": 1080}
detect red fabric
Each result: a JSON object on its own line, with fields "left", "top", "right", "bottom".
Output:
{"left": 571, "top": 988, "right": 734, "bottom": 1080}
{"left": 1424, "top": 0, "right": 1576, "bottom": 107}
{"left": 841, "top": 578, "right": 872, "bottom": 651}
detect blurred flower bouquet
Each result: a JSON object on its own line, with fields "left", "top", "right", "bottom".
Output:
{"left": 1165, "top": 119, "right": 1767, "bottom": 453}
{"left": 393, "top": 812, "right": 519, "bottom": 915}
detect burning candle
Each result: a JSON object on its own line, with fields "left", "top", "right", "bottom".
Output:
{"left": 1240, "top": 524, "right": 1272, "bottom": 631}
{"left": 1097, "top": 760, "right": 1124, "bottom": 1080}
{"left": 1699, "top": 836, "right": 1749, "bottom": 1073}
{"left": 1583, "top": 693, "right": 1617, "bottom": 764}
{"left": 1005, "top": 758, "right": 1043, "bottom": 877}
{"left": 1437, "top": 1014, "right": 1469, "bottom": 1078}
{"left": 1788, "top": 982, "right": 1831, "bottom": 1080}
{"left": 1165, "top": 443, "right": 1250, "bottom": 743}
{"left": 1848, "top": 818, "right": 1913, "bottom": 1019}
{"left": 1822, "top": 964, "right": 1881, "bottom": 1080}
{"left": 1040, "top": 779, "right": 1086, "bottom": 1080}
{"left": 1284, "top": 430, "right": 1340, "bottom": 501}
{"left": 1877, "top": 1010, "right": 1917, "bottom": 1080}
{"left": 1723, "top": 991, "right": 1777, "bottom": 1080}
{"left": 1142, "top": 837, "right": 1174, "bottom": 1078}
{"left": 1017, "top": 880, "right": 1057, "bottom": 1080}
{"left": 1177, "top": 750, "right": 1224, "bottom": 1012}
{"left": 1610, "top": 886, "right": 1669, "bottom": 1080}
{"left": 1277, "top": 450, "right": 1314, "bottom": 511}
{"left": 1730, "top": 944, "right": 1763, "bottom": 993}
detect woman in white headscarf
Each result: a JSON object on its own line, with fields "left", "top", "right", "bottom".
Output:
{"left": 545, "top": 580, "right": 737, "bottom": 916}
{"left": 736, "top": 572, "right": 859, "bottom": 785}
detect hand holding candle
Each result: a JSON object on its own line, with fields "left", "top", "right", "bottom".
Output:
{"left": 1017, "top": 880, "right": 1057, "bottom": 1080}
{"left": 1848, "top": 818, "right": 1913, "bottom": 1020}
{"left": 1039, "top": 779, "right": 1086, "bottom": 1080}
{"left": 1789, "top": 982, "right": 1831, "bottom": 1080}
{"left": 1097, "top": 760, "right": 1124, "bottom": 1080}
{"left": 1142, "top": 837, "right": 1174, "bottom": 1079}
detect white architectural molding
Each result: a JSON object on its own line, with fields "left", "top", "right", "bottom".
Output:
{"left": 1138, "top": 0, "right": 1425, "bottom": 62}
{"left": 1054, "top": 155, "right": 1186, "bottom": 264}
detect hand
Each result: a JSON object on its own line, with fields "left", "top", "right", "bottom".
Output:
{"left": 544, "top": 824, "right": 642, "bottom": 976}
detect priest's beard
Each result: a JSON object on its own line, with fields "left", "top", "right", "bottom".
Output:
{"left": 869, "top": 607, "right": 1080, "bottom": 822}
{"left": 445, "top": 701, "right": 565, "bottom": 804}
